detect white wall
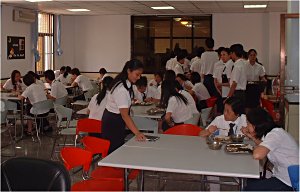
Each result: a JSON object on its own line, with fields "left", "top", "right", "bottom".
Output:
{"left": 58, "top": 15, "right": 131, "bottom": 72}
{"left": 213, "top": 12, "right": 283, "bottom": 76}
{"left": 1, "top": 5, "right": 34, "bottom": 79}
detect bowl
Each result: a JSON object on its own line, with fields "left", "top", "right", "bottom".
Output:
{"left": 230, "top": 134, "right": 245, "bottom": 143}
{"left": 207, "top": 141, "right": 223, "bottom": 150}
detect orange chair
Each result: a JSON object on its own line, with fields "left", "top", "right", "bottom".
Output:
{"left": 206, "top": 96, "right": 217, "bottom": 108}
{"left": 60, "top": 147, "right": 123, "bottom": 191}
{"left": 163, "top": 124, "right": 203, "bottom": 136}
{"left": 81, "top": 136, "right": 140, "bottom": 182}
{"left": 75, "top": 118, "right": 102, "bottom": 146}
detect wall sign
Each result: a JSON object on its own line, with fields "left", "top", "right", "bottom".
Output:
{"left": 7, "top": 36, "right": 25, "bottom": 59}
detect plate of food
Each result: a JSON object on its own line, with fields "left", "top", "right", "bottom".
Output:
{"left": 225, "top": 143, "right": 253, "bottom": 154}
{"left": 132, "top": 101, "right": 153, "bottom": 106}
{"left": 146, "top": 107, "right": 165, "bottom": 115}
{"left": 214, "top": 136, "right": 232, "bottom": 143}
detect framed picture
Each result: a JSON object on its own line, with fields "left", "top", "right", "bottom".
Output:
{"left": 7, "top": 36, "right": 25, "bottom": 59}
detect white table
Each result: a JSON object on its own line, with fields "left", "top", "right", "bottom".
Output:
{"left": 76, "top": 107, "right": 88, "bottom": 115}
{"left": 44, "top": 83, "right": 74, "bottom": 90}
{"left": 98, "top": 134, "right": 260, "bottom": 190}
{"left": 131, "top": 104, "right": 163, "bottom": 119}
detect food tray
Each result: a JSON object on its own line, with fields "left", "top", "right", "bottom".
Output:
{"left": 214, "top": 136, "right": 232, "bottom": 143}
{"left": 225, "top": 143, "right": 253, "bottom": 154}
{"left": 132, "top": 102, "right": 153, "bottom": 106}
{"left": 146, "top": 107, "right": 165, "bottom": 115}
{"left": 8, "top": 94, "right": 18, "bottom": 97}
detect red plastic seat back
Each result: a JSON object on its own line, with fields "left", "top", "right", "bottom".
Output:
{"left": 206, "top": 97, "right": 217, "bottom": 108}
{"left": 76, "top": 118, "right": 102, "bottom": 135}
{"left": 82, "top": 136, "right": 110, "bottom": 157}
{"left": 60, "top": 147, "right": 92, "bottom": 172}
{"left": 164, "top": 124, "right": 203, "bottom": 136}
{"left": 71, "top": 178, "right": 124, "bottom": 191}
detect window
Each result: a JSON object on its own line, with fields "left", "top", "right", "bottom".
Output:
{"left": 36, "top": 13, "right": 54, "bottom": 74}
{"left": 132, "top": 16, "right": 212, "bottom": 73}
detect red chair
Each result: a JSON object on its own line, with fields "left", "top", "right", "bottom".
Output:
{"left": 206, "top": 96, "right": 217, "bottom": 108}
{"left": 75, "top": 118, "right": 102, "bottom": 146}
{"left": 60, "top": 147, "right": 123, "bottom": 191}
{"left": 163, "top": 124, "right": 203, "bottom": 136}
{"left": 261, "top": 98, "right": 278, "bottom": 121}
{"left": 81, "top": 136, "right": 140, "bottom": 182}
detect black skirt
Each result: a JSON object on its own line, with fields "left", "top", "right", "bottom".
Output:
{"left": 102, "top": 109, "right": 126, "bottom": 154}
{"left": 246, "top": 84, "right": 261, "bottom": 108}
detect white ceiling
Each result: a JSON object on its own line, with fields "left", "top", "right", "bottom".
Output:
{"left": 1, "top": 0, "right": 287, "bottom": 15}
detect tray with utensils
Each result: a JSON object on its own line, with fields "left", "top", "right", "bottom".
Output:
{"left": 225, "top": 143, "right": 253, "bottom": 154}
{"left": 146, "top": 107, "right": 165, "bottom": 115}
{"left": 214, "top": 136, "right": 232, "bottom": 143}
{"left": 132, "top": 101, "right": 153, "bottom": 106}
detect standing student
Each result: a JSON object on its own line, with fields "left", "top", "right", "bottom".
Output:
{"left": 173, "top": 51, "right": 187, "bottom": 75}
{"left": 44, "top": 70, "right": 68, "bottom": 102}
{"left": 57, "top": 66, "right": 72, "bottom": 85}
{"left": 102, "top": 59, "right": 146, "bottom": 154}
{"left": 225, "top": 44, "right": 247, "bottom": 105}
{"left": 242, "top": 108, "right": 298, "bottom": 191}
{"left": 2, "top": 70, "right": 26, "bottom": 92}
{"left": 70, "top": 68, "right": 93, "bottom": 101}
{"left": 190, "top": 47, "right": 205, "bottom": 75}
{"left": 133, "top": 76, "right": 160, "bottom": 103}
{"left": 87, "top": 76, "right": 113, "bottom": 121}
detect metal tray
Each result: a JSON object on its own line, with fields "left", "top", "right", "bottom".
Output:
{"left": 146, "top": 107, "right": 165, "bottom": 115}
{"left": 214, "top": 136, "right": 232, "bottom": 144}
{"left": 225, "top": 143, "right": 253, "bottom": 154}
{"left": 132, "top": 102, "right": 153, "bottom": 106}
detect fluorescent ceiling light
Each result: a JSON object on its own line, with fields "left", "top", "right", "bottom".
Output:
{"left": 174, "top": 18, "right": 181, "bottom": 22}
{"left": 151, "top": 6, "right": 175, "bottom": 10}
{"left": 67, "top": 9, "right": 90, "bottom": 12}
{"left": 26, "top": 0, "right": 52, "bottom": 2}
{"left": 181, "top": 21, "right": 188, "bottom": 25}
{"left": 244, "top": 4, "right": 267, "bottom": 9}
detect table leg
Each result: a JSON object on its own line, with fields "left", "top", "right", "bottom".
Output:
{"left": 240, "top": 178, "right": 247, "bottom": 190}
{"left": 139, "top": 170, "right": 144, "bottom": 191}
{"left": 124, "top": 168, "right": 129, "bottom": 191}
{"left": 20, "top": 99, "right": 24, "bottom": 138}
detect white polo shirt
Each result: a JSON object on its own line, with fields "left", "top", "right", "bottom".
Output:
{"left": 166, "top": 57, "right": 177, "bottom": 71}
{"left": 74, "top": 75, "right": 93, "bottom": 92}
{"left": 36, "top": 79, "right": 45, "bottom": 89}
{"left": 88, "top": 92, "right": 108, "bottom": 120}
{"left": 245, "top": 62, "right": 266, "bottom": 81}
{"left": 133, "top": 85, "right": 160, "bottom": 102}
{"left": 200, "top": 51, "right": 219, "bottom": 75}
{"left": 106, "top": 80, "right": 132, "bottom": 114}
{"left": 183, "top": 58, "right": 191, "bottom": 73}
{"left": 21, "top": 84, "right": 49, "bottom": 114}
{"left": 190, "top": 56, "right": 201, "bottom": 65}
{"left": 174, "top": 63, "right": 185, "bottom": 75}
{"left": 3, "top": 79, "right": 26, "bottom": 91}
{"left": 192, "top": 82, "right": 210, "bottom": 101}
{"left": 50, "top": 80, "right": 68, "bottom": 99}
{"left": 57, "top": 73, "right": 72, "bottom": 85}
{"left": 148, "top": 79, "right": 161, "bottom": 88}
{"left": 230, "top": 58, "right": 247, "bottom": 90}
{"left": 213, "top": 60, "right": 224, "bottom": 83}
{"left": 166, "top": 96, "right": 192, "bottom": 123}
{"left": 260, "top": 128, "right": 299, "bottom": 187}
{"left": 182, "top": 80, "right": 194, "bottom": 89}
{"left": 179, "top": 90, "right": 199, "bottom": 114}
{"left": 206, "top": 114, "right": 247, "bottom": 136}
{"left": 223, "top": 59, "right": 234, "bottom": 79}
{"left": 190, "top": 59, "right": 202, "bottom": 75}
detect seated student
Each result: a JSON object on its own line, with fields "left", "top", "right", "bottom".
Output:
{"left": 133, "top": 76, "right": 160, "bottom": 103}
{"left": 87, "top": 76, "right": 113, "bottom": 121}
{"left": 199, "top": 97, "right": 246, "bottom": 137}
{"left": 176, "top": 73, "right": 194, "bottom": 91}
{"left": 27, "top": 71, "right": 45, "bottom": 88}
{"left": 18, "top": 74, "right": 51, "bottom": 135}
{"left": 188, "top": 72, "right": 211, "bottom": 111}
{"left": 44, "top": 70, "right": 68, "bottom": 102}
{"left": 70, "top": 68, "right": 93, "bottom": 101}
{"left": 160, "top": 80, "right": 192, "bottom": 131}
{"left": 2, "top": 70, "right": 26, "bottom": 92}
{"left": 148, "top": 72, "right": 163, "bottom": 88}
{"left": 157, "top": 70, "right": 176, "bottom": 98}
{"left": 54, "top": 66, "right": 65, "bottom": 79}
{"left": 242, "top": 108, "right": 299, "bottom": 191}
{"left": 56, "top": 66, "right": 72, "bottom": 85}
{"left": 97, "top": 68, "right": 108, "bottom": 84}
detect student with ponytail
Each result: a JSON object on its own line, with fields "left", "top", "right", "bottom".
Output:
{"left": 102, "top": 59, "right": 146, "bottom": 154}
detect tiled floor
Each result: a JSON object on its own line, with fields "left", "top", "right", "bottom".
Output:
{"left": 1, "top": 117, "right": 239, "bottom": 191}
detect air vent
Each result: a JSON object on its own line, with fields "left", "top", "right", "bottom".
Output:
{"left": 13, "top": 9, "right": 35, "bottom": 23}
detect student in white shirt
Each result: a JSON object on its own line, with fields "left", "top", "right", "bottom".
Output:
{"left": 54, "top": 66, "right": 65, "bottom": 79}
{"left": 165, "top": 57, "right": 177, "bottom": 71}
{"left": 176, "top": 74, "right": 194, "bottom": 91}
{"left": 190, "top": 47, "right": 205, "bottom": 75}
{"left": 242, "top": 108, "right": 298, "bottom": 191}
{"left": 70, "top": 68, "right": 93, "bottom": 101}
{"left": 18, "top": 73, "right": 50, "bottom": 135}
{"left": 97, "top": 68, "right": 108, "bottom": 84}
{"left": 148, "top": 72, "right": 163, "bottom": 88}
{"left": 102, "top": 59, "right": 146, "bottom": 154}
{"left": 160, "top": 80, "right": 192, "bottom": 131}
{"left": 245, "top": 49, "right": 267, "bottom": 109}
{"left": 57, "top": 66, "right": 72, "bottom": 85}
{"left": 157, "top": 70, "right": 176, "bottom": 97}
{"left": 188, "top": 72, "right": 211, "bottom": 111}
{"left": 44, "top": 70, "right": 68, "bottom": 102}
{"left": 27, "top": 71, "right": 45, "bottom": 89}
{"left": 2, "top": 70, "right": 26, "bottom": 92}
{"left": 226, "top": 44, "right": 247, "bottom": 105}
{"left": 200, "top": 97, "right": 246, "bottom": 136}
{"left": 173, "top": 51, "right": 186, "bottom": 75}
{"left": 133, "top": 76, "right": 160, "bottom": 103}
{"left": 87, "top": 76, "right": 113, "bottom": 121}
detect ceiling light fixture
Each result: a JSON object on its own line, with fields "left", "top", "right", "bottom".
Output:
{"left": 180, "top": 21, "right": 188, "bottom": 25}
{"left": 244, "top": 4, "right": 267, "bottom": 9}
{"left": 67, "top": 9, "right": 90, "bottom": 12}
{"left": 173, "top": 18, "right": 181, "bottom": 22}
{"left": 151, "top": 6, "right": 175, "bottom": 10}
{"left": 26, "top": 0, "right": 52, "bottom": 2}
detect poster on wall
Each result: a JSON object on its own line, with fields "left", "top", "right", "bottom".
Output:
{"left": 7, "top": 36, "right": 25, "bottom": 59}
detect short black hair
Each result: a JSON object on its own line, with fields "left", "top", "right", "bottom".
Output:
{"left": 44, "top": 70, "right": 55, "bottom": 81}
{"left": 176, "top": 74, "right": 187, "bottom": 81}
{"left": 246, "top": 107, "right": 278, "bottom": 139}
{"left": 164, "top": 70, "right": 176, "bottom": 81}
{"left": 196, "top": 47, "right": 205, "bottom": 57}
{"left": 23, "top": 74, "right": 35, "bottom": 86}
{"left": 230, "top": 44, "right": 244, "bottom": 58}
{"left": 224, "top": 96, "right": 245, "bottom": 116}
{"left": 154, "top": 72, "right": 163, "bottom": 79}
{"left": 221, "top": 48, "right": 231, "bottom": 55}
{"left": 70, "top": 68, "right": 80, "bottom": 76}
{"left": 177, "top": 50, "right": 186, "bottom": 61}
{"left": 216, "top": 46, "right": 225, "bottom": 56}
{"left": 205, "top": 38, "right": 215, "bottom": 48}
{"left": 190, "top": 72, "right": 201, "bottom": 84}
{"left": 135, "top": 76, "right": 147, "bottom": 88}
{"left": 99, "top": 68, "right": 107, "bottom": 74}
{"left": 27, "top": 71, "right": 40, "bottom": 80}
{"left": 60, "top": 66, "right": 66, "bottom": 71}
